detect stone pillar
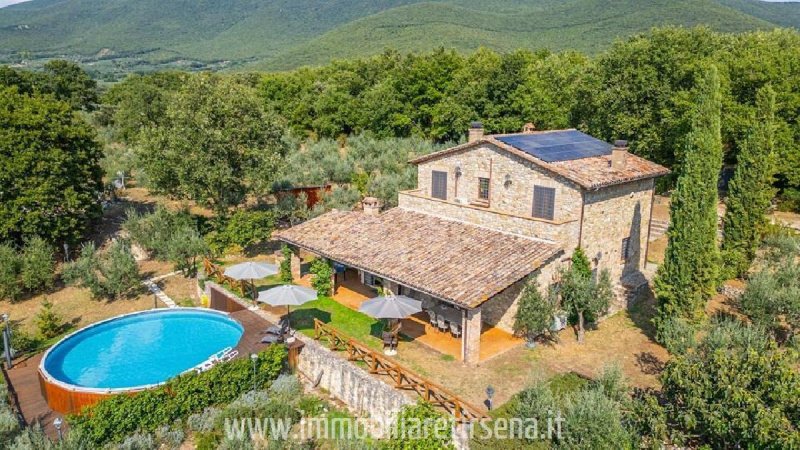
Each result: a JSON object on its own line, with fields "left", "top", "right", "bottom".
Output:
{"left": 462, "top": 307, "right": 482, "bottom": 365}
{"left": 384, "top": 280, "right": 400, "bottom": 296}
{"left": 289, "top": 246, "right": 302, "bottom": 280}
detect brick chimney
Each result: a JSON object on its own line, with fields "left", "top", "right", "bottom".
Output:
{"left": 468, "top": 121, "right": 484, "bottom": 143}
{"left": 362, "top": 197, "right": 382, "bottom": 215}
{"left": 522, "top": 122, "right": 536, "bottom": 133}
{"left": 611, "top": 140, "right": 628, "bottom": 170}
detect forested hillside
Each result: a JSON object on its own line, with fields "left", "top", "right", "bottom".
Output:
{"left": 0, "top": 0, "right": 797, "bottom": 74}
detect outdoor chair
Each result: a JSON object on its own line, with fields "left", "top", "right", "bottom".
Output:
{"left": 450, "top": 322, "right": 461, "bottom": 338}
{"left": 426, "top": 310, "right": 437, "bottom": 327}
{"left": 260, "top": 333, "right": 283, "bottom": 344}
{"left": 382, "top": 331, "right": 398, "bottom": 350}
{"left": 436, "top": 316, "right": 448, "bottom": 332}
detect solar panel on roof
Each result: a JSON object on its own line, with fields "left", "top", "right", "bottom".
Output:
{"left": 495, "top": 130, "right": 613, "bottom": 162}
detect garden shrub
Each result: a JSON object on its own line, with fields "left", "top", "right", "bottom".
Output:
{"left": 62, "top": 240, "right": 141, "bottom": 300}
{"left": 269, "top": 373, "right": 302, "bottom": 402}
{"left": 70, "top": 345, "right": 287, "bottom": 446}
{"left": 309, "top": 258, "right": 333, "bottom": 297}
{"left": 0, "top": 381, "right": 20, "bottom": 442}
{"left": 386, "top": 401, "right": 454, "bottom": 450}
{"left": 0, "top": 243, "right": 21, "bottom": 301}
{"left": 279, "top": 245, "right": 293, "bottom": 283}
{"left": 20, "top": 236, "right": 55, "bottom": 293}
{"left": 34, "top": 298, "right": 65, "bottom": 339}
{"left": 654, "top": 316, "right": 696, "bottom": 355}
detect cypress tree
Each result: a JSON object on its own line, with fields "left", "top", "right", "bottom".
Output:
{"left": 721, "top": 86, "right": 776, "bottom": 279}
{"left": 654, "top": 65, "right": 723, "bottom": 324}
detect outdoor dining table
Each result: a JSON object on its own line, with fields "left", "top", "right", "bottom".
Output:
{"left": 429, "top": 304, "right": 462, "bottom": 324}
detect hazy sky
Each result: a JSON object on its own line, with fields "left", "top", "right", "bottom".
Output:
{"left": 1, "top": 0, "right": 799, "bottom": 7}
{"left": 0, "top": 0, "right": 31, "bottom": 7}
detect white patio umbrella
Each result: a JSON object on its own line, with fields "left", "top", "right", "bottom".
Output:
{"left": 257, "top": 284, "right": 318, "bottom": 326}
{"left": 358, "top": 295, "right": 422, "bottom": 319}
{"left": 224, "top": 261, "right": 279, "bottom": 301}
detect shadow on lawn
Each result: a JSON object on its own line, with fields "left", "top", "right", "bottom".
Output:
{"left": 290, "top": 308, "right": 332, "bottom": 333}
{"left": 627, "top": 286, "right": 659, "bottom": 342}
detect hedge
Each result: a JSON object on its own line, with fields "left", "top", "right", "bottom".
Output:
{"left": 69, "top": 345, "right": 287, "bottom": 446}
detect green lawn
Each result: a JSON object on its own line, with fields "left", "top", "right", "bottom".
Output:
{"left": 290, "top": 296, "right": 386, "bottom": 351}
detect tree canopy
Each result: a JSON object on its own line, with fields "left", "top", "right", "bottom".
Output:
{"left": 0, "top": 86, "right": 103, "bottom": 246}
{"left": 136, "top": 73, "right": 290, "bottom": 214}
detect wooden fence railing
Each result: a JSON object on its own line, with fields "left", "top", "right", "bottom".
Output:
{"left": 203, "top": 259, "right": 255, "bottom": 300}
{"left": 313, "top": 319, "right": 486, "bottom": 422}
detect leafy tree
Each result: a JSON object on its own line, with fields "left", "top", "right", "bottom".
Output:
{"left": 165, "top": 227, "right": 208, "bottom": 277}
{"left": 34, "top": 298, "right": 65, "bottom": 339}
{"left": 42, "top": 60, "right": 98, "bottom": 111}
{"left": 63, "top": 241, "right": 141, "bottom": 300}
{"left": 721, "top": 85, "right": 777, "bottom": 278}
{"left": 0, "top": 87, "right": 103, "bottom": 246}
{"left": 309, "top": 258, "right": 334, "bottom": 297}
{"left": 660, "top": 322, "right": 800, "bottom": 448}
{"left": 0, "top": 243, "right": 21, "bottom": 302}
{"left": 205, "top": 210, "right": 276, "bottom": 255}
{"left": 655, "top": 65, "right": 723, "bottom": 326}
{"left": 100, "top": 71, "right": 187, "bottom": 143}
{"left": 123, "top": 207, "right": 199, "bottom": 259}
{"left": 512, "top": 276, "right": 555, "bottom": 345}
{"left": 137, "top": 73, "right": 289, "bottom": 214}
{"left": 20, "top": 236, "right": 55, "bottom": 293}
{"left": 557, "top": 248, "right": 613, "bottom": 343}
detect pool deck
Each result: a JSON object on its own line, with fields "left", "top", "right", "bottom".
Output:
{"left": 5, "top": 353, "right": 64, "bottom": 439}
{"left": 3, "top": 307, "right": 275, "bottom": 441}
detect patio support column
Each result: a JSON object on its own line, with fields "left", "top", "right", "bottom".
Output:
{"left": 289, "top": 246, "right": 302, "bottom": 280}
{"left": 462, "top": 307, "right": 482, "bottom": 365}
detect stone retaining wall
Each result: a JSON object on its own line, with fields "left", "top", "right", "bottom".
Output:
{"left": 294, "top": 337, "right": 413, "bottom": 437}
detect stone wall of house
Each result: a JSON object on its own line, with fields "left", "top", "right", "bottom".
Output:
{"left": 399, "top": 191, "right": 578, "bottom": 244}
{"left": 581, "top": 178, "right": 654, "bottom": 288}
{"left": 406, "top": 143, "right": 582, "bottom": 243}
{"left": 480, "top": 253, "right": 565, "bottom": 334}
{"left": 295, "top": 337, "right": 413, "bottom": 436}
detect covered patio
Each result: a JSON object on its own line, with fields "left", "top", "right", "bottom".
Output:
{"left": 274, "top": 208, "right": 560, "bottom": 364}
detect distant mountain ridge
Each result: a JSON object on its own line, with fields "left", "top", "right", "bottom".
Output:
{"left": 0, "top": 0, "right": 797, "bottom": 72}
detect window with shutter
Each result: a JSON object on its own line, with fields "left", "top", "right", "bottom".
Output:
{"left": 478, "top": 177, "right": 490, "bottom": 200}
{"left": 532, "top": 185, "right": 556, "bottom": 220}
{"left": 621, "top": 237, "right": 630, "bottom": 262}
{"left": 431, "top": 170, "right": 448, "bottom": 200}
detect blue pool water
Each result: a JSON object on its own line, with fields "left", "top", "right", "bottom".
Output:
{"left": 42, "top": 309, "right": 243, "bottom": 390}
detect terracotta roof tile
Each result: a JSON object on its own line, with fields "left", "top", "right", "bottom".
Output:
{"left": 273, "top": 208, "right": 561, "bottom": 308}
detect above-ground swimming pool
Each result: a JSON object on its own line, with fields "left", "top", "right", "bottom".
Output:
{"left": 40, "top": 308, "right": 243, "bottom": 397}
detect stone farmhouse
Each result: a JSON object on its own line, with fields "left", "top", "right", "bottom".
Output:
{"left": 275, "top": 123, "right": 669, "bottom": 365}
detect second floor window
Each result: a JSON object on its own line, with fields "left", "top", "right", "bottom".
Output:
{"left": 621, "top": 237, "right": 630, "bottom": 262}
{"left": 432, "top": 170, "right": 448, "bottom": 200}
{"left": 478, "top": 177, "right": 490, "bottom": 200}
{"left": 532, "top": 185, "right": 556, "bottom": 220}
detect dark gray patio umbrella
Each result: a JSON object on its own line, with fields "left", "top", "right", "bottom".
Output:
{"left": 358, "top": 295, "right": 422, "bottom": 319}
{"left": 224, "top": 261, "right": 279, "bottom": 280}
{"left": 224, "top": 261, "right": 279, "bottom": 300}
{"left": 257, "top": 284, "right": 318, "bottom": 325}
